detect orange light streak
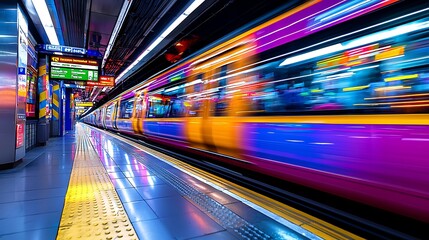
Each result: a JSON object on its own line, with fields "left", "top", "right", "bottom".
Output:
{"left": 355, "top": 100, "right": 429, "bottom": 106}
{"left": 392, "top": 104, "right": 429, "bottom": 108}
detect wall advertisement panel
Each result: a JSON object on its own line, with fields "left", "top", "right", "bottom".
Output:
{"left": 16, "top": 7, "right": 27, "bottom": 151}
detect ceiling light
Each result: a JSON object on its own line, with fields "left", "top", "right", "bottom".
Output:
{"left": 31, "top": 0, "right": 59, "bottom": 45}
{"left": 102, "top": 0, "right": 133, "bottom": 68}
{"left": 115, "top": 0, "right": 206, "bottom": 84}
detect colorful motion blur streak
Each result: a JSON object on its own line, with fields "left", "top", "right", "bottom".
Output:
{"left": 83, "top": 0, "right": 429, "bottom": 222}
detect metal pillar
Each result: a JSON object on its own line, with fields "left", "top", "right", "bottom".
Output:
{"left": 50, "top": 81, "right": 61, "bottom": 137}
{"left": 0, "top": 2, "right": 27, "bottom": 167}
{"left": 37, "top": 56, "right": 50, "bottom": 145}
{"left": 65, "top": 88, "right": 75, "bottom": 132}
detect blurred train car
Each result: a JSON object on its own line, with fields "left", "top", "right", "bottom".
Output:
{"left": 82, "top": 0, "right": 429, "bottom": 222}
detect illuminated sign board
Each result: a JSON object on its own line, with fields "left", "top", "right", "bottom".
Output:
{"left": 41, "top": 44, "right": 87, "bottom": 55}
{"left": 50, "top": 56, "right": 99, "bottom": 81}
{"left": 86, "top": 76, "right": 115, "bottom": 87}
{"left": 75, "top": 102, "right": 94, "bottom": 107}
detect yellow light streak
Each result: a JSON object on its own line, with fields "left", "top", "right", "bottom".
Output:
{"left": 384, "top": 74, "right": 419, "bottom": 82}
{"left": 343, "top": 84, "right": 369, "bottom": 92}
{"left": 375, "top": 45, "right": 404, "bottom": 61}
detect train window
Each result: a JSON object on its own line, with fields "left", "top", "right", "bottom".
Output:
{"left": 194, "top": 74, "right": 204, "bottom": 93}
{"left": 105, "top": 104, "right": 113, "bottom": 119}
{"left": 158, "top": 82, "right": 188, "bottom": 118}
{"left": 186, "top": 99, "right": 201, "bottom": 116}
{"left": 119, "top": 98, "right": 134, "bottom": 119}
{"left": 147, "top": 95, "right": 171, "bottom": 118}
{"left": 183, "top": 74, "right": 204, "bottom": 117}
{"left": 169, "top": 98, "right": 187, "bottom": 117}
{"left": 240, "top": 23, "right": 429, "bottom": 116}
{"left": 214, "top": 65, "right": 229, "bottom": 116}
{"left": 134, "top": 96, "right": 144, "bottom": 118}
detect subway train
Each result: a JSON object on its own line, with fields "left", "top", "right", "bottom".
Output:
{"left": 82, "top": 0, "right": 429, "bottom": 222}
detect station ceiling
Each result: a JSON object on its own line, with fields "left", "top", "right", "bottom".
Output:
{"left": 28, "top": 0, "right": 304, "bottom": 104}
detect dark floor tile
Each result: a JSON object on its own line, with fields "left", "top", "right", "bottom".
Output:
{"left": 104, "top": 165, "right": 122, "bottom": 173}
{"left": 253, "top": 219, "right": 308, "bottom": 240}
{"left": 207, "top": 191, "right": 240, "bottom": 205}
{"left": 108, "top": 171, "right": 126, "bottom": 179}
{"left": 0, "top": 212, "right": 62, "bottom": 235}
{"left": 136, "top": 184, "right": 179, "bottom": 200}
{"left": 116, "top": 187, "right": 143, "bottom": 203}
{"left": 187, "top": 230, "right": 238, "bottom": 240}
{"left": 225, "top": 202, "right": 271, "bottom": 225}
{"left": 157, "top": 211, "right": 224, "bottom": 240}
{"left": 123, "top": 201, "right": 158, "bottom": 222}
{"left": 110, "top": 177, "right": 134, "bottom": 189}
{"left": 184, "top": 178, "right": 218, "bottom": 194}
{"left": 122, "top": 169, "right": 153, "bottom": 178}
{"left": 0, "top": 227, "right": 58, "bottom": 240}
{"left": 145, "top": 196, "right": 201, "bottom": 218}
{"left": 132, "top": 219, "right": 175, "bottom": 240}
{"left": 0, "top": 197, "right": 65, "bottom": 219}
{"left": 127, "top": 175, "right": 166, "bottom": 188}
{"left": 0, "top": 188, "right": 67, "bottom": 204}
{"left": 116, "top": 164, "right": 143, "bottom": 172}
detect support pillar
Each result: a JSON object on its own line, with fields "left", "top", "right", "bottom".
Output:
{"left": 50, "top": 81, "right": 61, "bottom": 137}
{"left": 37, "top": 56, "right": 50, "bottom": 145}
{"left": 0, "top": 2, "right": 27, "bottom": 167}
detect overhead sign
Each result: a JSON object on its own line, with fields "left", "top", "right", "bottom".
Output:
{"left": 75, "top": 102, "right": 93, "bottom": 107}
{"left": 41, "top": 44, "right": 87, "bottom": 55}
{"left": 50, "top": 56, "right": 99, "bottom": 81}
{"left": 87, "top": 76, "right": 115, "bottom": 87}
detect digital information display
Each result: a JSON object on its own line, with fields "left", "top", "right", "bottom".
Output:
{"left": 50, "top": 56, "right": 99, "bottom": 81}
{"left": 86, "top": 76, "right": 115, "bottom": 87}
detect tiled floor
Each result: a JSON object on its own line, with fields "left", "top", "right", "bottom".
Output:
{"left": 0, "top": 125, "right": 316, "bottom": 240}
{"left": 0, "top": 133, "right": 75, "bottom": 240}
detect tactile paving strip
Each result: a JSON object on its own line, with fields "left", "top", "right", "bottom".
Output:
{"left": 57, "top": 126, "right": 138, "bottom": 240}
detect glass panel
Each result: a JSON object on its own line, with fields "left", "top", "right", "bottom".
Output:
{"left": 119, "top": 98, "right": 134, "bottom": 119}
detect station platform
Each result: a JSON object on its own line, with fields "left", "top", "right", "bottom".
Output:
{"left": 0, "top": 123, "right": 361, "bottom": 240}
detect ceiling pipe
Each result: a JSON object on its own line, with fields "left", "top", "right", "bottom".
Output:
{"left": 102, "top": 0, "right": 133, "bottom": 68}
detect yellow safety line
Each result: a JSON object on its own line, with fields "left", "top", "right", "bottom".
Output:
{"left": 57, "top": 125, "right": 138, "bottom": 240}
{"left": 94, "top": 125, "right": 363, "bottom": 240}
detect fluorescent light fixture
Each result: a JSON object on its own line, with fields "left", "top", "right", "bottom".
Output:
{"left": 280, "top": 19, "right": 429, "bottom": 67}
{"left": 115, "top": 0, "right": 206, "bottom": 84}
{"left": 31, "top": 0, "right": 59, "bottom": 45}
{"left": 161, "top": 14, "right": 187, "bottom": 39}
{"left": 184, "top": 0, "right": 204, "bottom": 15}
{"left": 102, "top": 0, "right": 133, "bottom": 68}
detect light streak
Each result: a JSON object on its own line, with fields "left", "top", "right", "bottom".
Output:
{"left": 343, "top": 85, "right": 370, "bottom": 92}
{"left": 384, "top": 74, "right": 419, "bottom": 82}
{"left": 374, "top": 86, "right": 411, "bottom": 91}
